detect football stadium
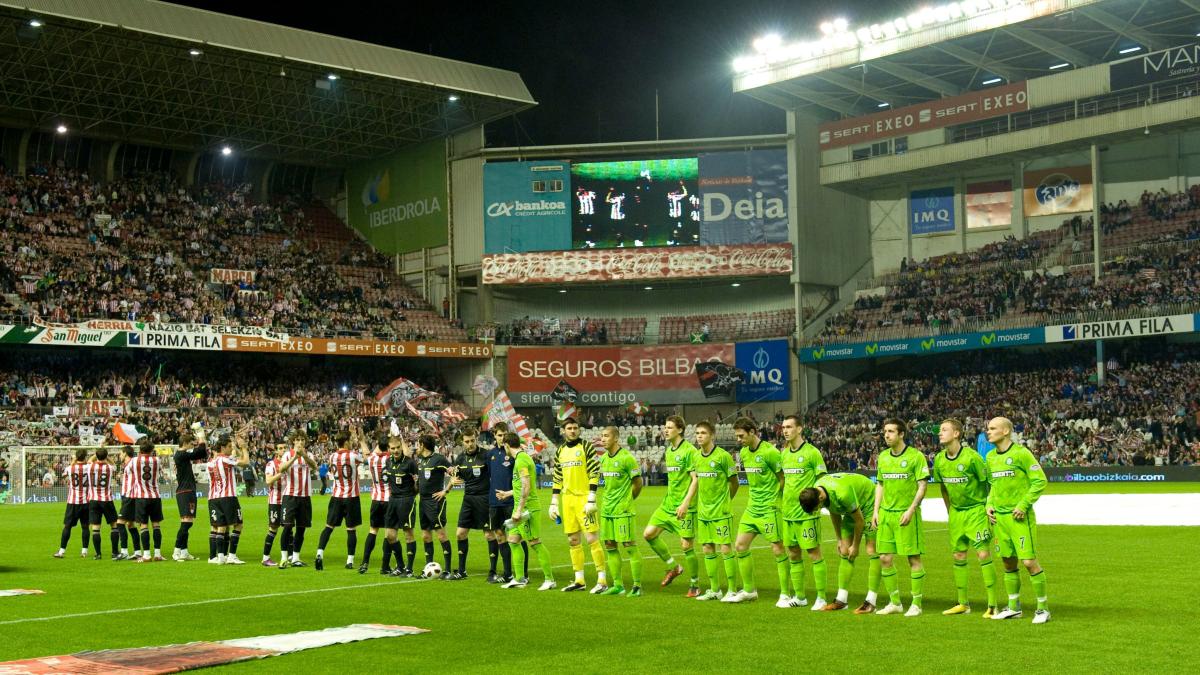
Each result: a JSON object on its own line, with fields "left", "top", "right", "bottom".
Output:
{"left": 1, "top": 0, "right": 1198, "bottom": 671}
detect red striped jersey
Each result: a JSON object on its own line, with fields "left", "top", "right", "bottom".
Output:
{"left": 368, "top": 452, "right": 390, "bottom": 501}
{"left": 264, "top": 459, "right": 283, "bottom": 505}
{"left": 280, "top": 450, "right": 312, "bottom": 497}
{"left": 65, "top": 462, "right": 90, "bottom": 504}
{"left": 329, "top": 448, "right": 364, "bottom": 499}
{"left": 88, "top": 461, "right": 115, "bottom": 502}
{"left": 121, "top": 458, "right": 138, "bottom": 500}
{"left": 207, "top": 455, "right": 240, "bottom": 500}
{"left": 127, "top": 454, "right": 160, "bottom": 499}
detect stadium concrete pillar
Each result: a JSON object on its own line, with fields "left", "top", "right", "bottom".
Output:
{"left": 15, "top": 129, "right": 30, "bottom": 175}
{"left": 1091, "top": 142, "right": 1105, "bottom": 387}
{"left": 479, "top": 283, "right": 494, "bottom": 324}
{"left": 179, "top": 152, "right": 200, "bottom": 187}
{"left": 259, "top": 162, "right": 276, "bottom": 203}
{"left": 103, "top": 141, "right": 120, "bottom": 182}
{"left": 1013, "top": 160, "right": 1027, "bottom": 239}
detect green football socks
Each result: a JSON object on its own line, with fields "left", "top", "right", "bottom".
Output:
{"left": 736, "top": 550, "right": 755, "bottom": 592}
{"left": 953, "top": 560, "right": 970, "bottom": 605}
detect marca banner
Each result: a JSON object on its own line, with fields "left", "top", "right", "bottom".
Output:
{"left": 481, "top": 243, "right": 792, "bottom": 285}
{"left": 222, "top": 335, "right": 492, "bottom": 359}
{"left": 799, "top": 327, "right": 1044, "bottom": 363}
{"left": 735, "top": 338, "right": 790, "bottom": 402}
{"left": 1110, "top": 42, "right": 1200, "bottom": 90}
{"left": 484, "top": 161, "right": 572, "bottom": 253}
{"left": 909, "top": 186, "right": 955, "bottom": 235}
{"left": 698, "top": 149, "right": 789, "bottom": 245}
{"left": 817, "top": 82, "right": 1028, "bottom": 150}
{"left": 78, "top": 399, "right": 128, "bottom": 416}
{"left": 966, "top": 180, "right": 1013, "bottom": 229}
{"left": 507, "top": 343, "right": 737, "bottom": 405}
{"left": 346, "top": 139, "right": 448, "bottom": 254}
{"left": 1023, "top": 165, "right": 1093, "bottom": 216}
{"left": 1046, "top": 314, "right": 1196, "bottom": 343}
{"left": 209, "top": 268, "right": 256, "bottom": 285}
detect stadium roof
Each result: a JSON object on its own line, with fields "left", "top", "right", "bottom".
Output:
{"left": 734, "top": 0, "right": 1200, "bottom": 118}
{"left": 0, "top": 0, "right": 536, "bottom": 166}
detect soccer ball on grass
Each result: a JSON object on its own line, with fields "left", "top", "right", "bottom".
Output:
{"left": 422, "top": 562, "right": 443, "bottom": 579}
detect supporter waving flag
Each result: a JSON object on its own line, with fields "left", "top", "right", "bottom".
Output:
{"left": 375, "top": 377, "right": 433, "bottom": 413}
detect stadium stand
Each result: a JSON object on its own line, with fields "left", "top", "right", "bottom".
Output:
{"left": 803, "top": 341, "right": 1200, "bottom": 472}
{"left": 814, "top": 188, "right": 1200, "bottom": 344}
{"left": 0, "top": 168, "right": 466, "bottom": 341}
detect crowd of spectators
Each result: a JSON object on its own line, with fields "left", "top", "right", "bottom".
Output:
{"left": 816, "top": 187, "right": 1200, "bottom": 343}
{"left": 0, "top": 350, "right": 464, "bottom": 492}
{"left": 0, "top": 165, "right": 461, "bottom": 341}
{"left": 801, "top": 340, "right": 1200, "bottom": 471}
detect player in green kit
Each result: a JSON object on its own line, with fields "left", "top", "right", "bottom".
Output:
{"left": 691, "top": 421, "right": 739, "bottom": 601}
{"left": 497, "top": 433, "right": 555, "bottom": 591}
{"left": 643, "top": 416, "right": 701, "bottom": 597}
{"left": 933, "top": 418, "right": 998, "bottom": 617}
{"left": 985, "top": 417, "right": 1050, "bottom": 624}
{"left": 779, "top": 415, "right": 828, "bottom": 610}
{"left": 872, "top": 418, "right": 929, "bottom": 617}
{"left": 598, "top": 427, "right": 644, "bottom": 597}
{"left": 798, "top": 472, "right": 880, "bottom": 612}
{"left": 722, "top": 417, "right": 785, "bottom": 604}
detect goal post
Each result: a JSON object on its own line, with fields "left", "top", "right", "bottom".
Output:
{"left": 1, "top": 445, "right": 178, "bottom": 505}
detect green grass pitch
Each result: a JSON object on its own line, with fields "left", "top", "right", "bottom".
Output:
{"left": 0, "top": 483, "right": 1196, "bottom": 673}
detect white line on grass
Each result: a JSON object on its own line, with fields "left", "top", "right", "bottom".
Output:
{"left": 3, "top": 528, "right": 946, "bottom": 626}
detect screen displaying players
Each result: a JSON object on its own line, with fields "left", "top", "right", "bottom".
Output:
{"left": 571, "top": 158, "right": 699, "bottom": 249}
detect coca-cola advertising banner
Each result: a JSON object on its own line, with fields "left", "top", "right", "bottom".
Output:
{"left": 507, "top": 343, "right": 736, "bottom": 405}
{"left": 818, "top": 82, "right": 1028, "bottom": 150}
{"left": 481, "top": 243, "right": 792, "bottom": 285}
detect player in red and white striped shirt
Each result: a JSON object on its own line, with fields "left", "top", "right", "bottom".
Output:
{"left": 206, "top": 433, "right": 250, "bottom": 565}
{"left": 260, "top": 444, "right": 288, "bottom": 566}
{"left": 131, "top": 439, "right": 166, "bottom": 562}
{"left": 116, "top": 445, "right": 141, "bottom": 559}
{"left": 359, "top": 431, "right": 391, "bottom": 573}
{"left": 315, "top": 427, "right": 366, "bottom": 571}
{"left": 87, "top": 447, "right": 120, "bottom": 560}
{"left": 54, "top": 448, "right": 92, "bottom": 558}
{"left": 277, "top": 431, "right": 317, "bottom": 568}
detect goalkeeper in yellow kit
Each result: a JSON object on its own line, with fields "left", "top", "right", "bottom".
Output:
{"left": 551, "top": 418, "right": 608, "bottom": 593}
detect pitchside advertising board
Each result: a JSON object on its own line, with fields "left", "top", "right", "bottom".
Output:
{"left": 483, "top": 161, "right": 572, "bottom": 254}
{"left": 346, "top": 139, "right": 448, "bottom": 255}
{"left": 507, "top": 343, "right": 737, "bottom": 405}
{"left": 0, "top": 322, "right": 492, "bottom": 359}
{"left": 800, "top": 313, "right": 1200, "bottom": 363}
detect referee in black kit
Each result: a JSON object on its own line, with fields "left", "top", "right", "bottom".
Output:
{"left": 450, "top": 426, "right": 489, "bottom": 580}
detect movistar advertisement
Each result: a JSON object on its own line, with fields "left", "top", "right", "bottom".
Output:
{"left": 800, "top": 328, "right": 1044, "bottom": 363}
{"left": 483, "top": 161, "right": 572, "bottom": 253}
{"left": 571, "top": 157, "right": 699, "bottom": 249}
{"left": 346, "top": 139, "right": 448, "bottom": 254}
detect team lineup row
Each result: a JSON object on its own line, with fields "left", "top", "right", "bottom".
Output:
{"left": 52, "top": 415, "right": 1051, "bottom": 623}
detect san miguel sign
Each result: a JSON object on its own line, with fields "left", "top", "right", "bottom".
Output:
{"left": 818, "top": 82, "right": 1029, "bottom": 150}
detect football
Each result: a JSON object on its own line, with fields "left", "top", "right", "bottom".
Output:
{"left": 422, "top": 562, "right": 443, "bottom": 579}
